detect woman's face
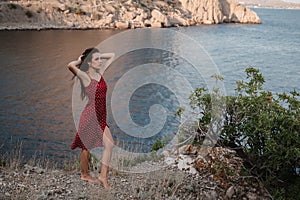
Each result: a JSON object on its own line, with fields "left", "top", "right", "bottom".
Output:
{"left": 89, "top": 52, "right": 104, "bottom": 70}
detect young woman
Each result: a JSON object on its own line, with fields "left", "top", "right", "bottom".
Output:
{"left": 67, "top": 48, "right": 115, "bottom": 189}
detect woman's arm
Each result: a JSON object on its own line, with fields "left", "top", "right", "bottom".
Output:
{"left": 67, "top": 55, "right": 82, "bottom": 76}
{"left": 67, "top": 55, "right": 90, "bottom": 86}
{"left": 101, "top": 53, "right": 115, "bottom": 72}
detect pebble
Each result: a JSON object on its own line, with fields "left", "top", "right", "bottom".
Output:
{"left": 0, "top": 146, "right": 270, "bottom": 199}
{"left": 226, "top": 186, "right": 235, "bottom": 198}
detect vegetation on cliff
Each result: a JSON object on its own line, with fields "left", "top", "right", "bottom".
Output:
{"left": 188, "top": 67, "right": 300, "bottom": 199}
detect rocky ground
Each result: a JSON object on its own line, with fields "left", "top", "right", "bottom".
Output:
{"left": 0, "top": 146, "right": 272, "bottom": 200}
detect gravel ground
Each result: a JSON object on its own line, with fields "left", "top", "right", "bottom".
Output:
{"left": 0, "top": 152, "right": 272, "bottom": 200}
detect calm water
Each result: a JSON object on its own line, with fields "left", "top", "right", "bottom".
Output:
{"left": 0, "top": 8, "right": 299, "bottom": 164}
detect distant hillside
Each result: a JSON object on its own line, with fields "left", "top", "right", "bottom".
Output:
{"left": 238, "top": 0, "right": 300, "bottom": 9}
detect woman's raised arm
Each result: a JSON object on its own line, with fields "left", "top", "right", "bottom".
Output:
{"left": 67, "top": 55, "right": 83, "bottom": 76}
{"left": 67, "top": 55, "right": 90, "bottom": 86}
{"left": 101, "top": 53, "right": 115, "bottom": 72}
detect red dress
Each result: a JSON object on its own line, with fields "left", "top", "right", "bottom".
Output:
{"left": 71, "top": 76, "right": 108, "bottom": 150}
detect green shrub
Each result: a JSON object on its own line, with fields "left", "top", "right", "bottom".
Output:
{"left": 75, "top": 7, "right": 85, "bottom": 15}
{"left": 189, "top": 67, "right": 300, "bottom": 199}
{"left": 7, "top": 3, "right": 17, "bottom": 9}
{"left": 25, "top": 10, "right": 33, "bottom": 18}
{"left": 151, "top": 138, "right": 165, "bottom": 152}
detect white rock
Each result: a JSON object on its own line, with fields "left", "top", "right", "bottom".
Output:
{"left": 226, "top": 186, "right": 235, "bottom": 198}
{"left": 115, "top": 21, "right": 129, "bottom": 29}
{"left": 151, "top": 9, "right": 170, "bottom": 27}
{"left": 203, "top": 20, "right": 213, "bottom": 25}
{"left": 150, "top": 21, "right": 162, "bottom": 28}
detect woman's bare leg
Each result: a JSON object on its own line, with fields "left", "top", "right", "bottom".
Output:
{"left": 80, "top": 150, "right": 99, "bottom": 183}
{"left": 98, "top": 126, "right": 114, "bottom": 189}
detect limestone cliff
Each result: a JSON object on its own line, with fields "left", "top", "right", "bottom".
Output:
{"left": 179, "top": 0, "right": 261, "bottom": 24}
{"left": 0, "top": 0, "right": 261, "bottom": 30}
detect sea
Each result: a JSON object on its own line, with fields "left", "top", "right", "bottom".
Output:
{"left": 0, "top": 8, "right": 299, "bottom": 165}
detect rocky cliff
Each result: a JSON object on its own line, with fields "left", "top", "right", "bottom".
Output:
{"left": 0, "top": 0, "right": 261, "bottom": 30}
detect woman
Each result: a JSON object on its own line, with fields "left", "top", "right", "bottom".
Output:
{"left": 67, "top": 47, "right": 115, "bottom": 189}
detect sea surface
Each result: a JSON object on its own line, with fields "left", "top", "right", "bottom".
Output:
{"left": 0, "top": 8, "right": 299, "bottom": 164}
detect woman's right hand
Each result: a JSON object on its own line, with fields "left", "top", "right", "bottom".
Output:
{"left": 78, "top": 55, "right": 84, "bottom": 62}
{"left": 67, "top": 55, "right": 83, "bottom": 75}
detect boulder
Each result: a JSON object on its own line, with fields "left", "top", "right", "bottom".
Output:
{"left": 169, "top": 14, "right": 188, "bottom": 26}
{"left": 151, "top": 9, "right": 170, "bottom": 27}
{"left": 115, "top": 21, "right": 129, "bottom": 29}
{"left": 144, "top": 19, "right": 152, "bottom": 27}
{"left": 151, "top": 21, "right": 162, "bottom": 28}
{"left": 154, "top": 0, "right": 169, "bottom": 8}
{"left": 58, "top": 4, "right": 67, "bottom": 12}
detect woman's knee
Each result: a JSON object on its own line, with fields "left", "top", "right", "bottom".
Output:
{"left": 103, "top": 126, "right": 114, "bottom": 149}
{"left": 105, "top": 139, "right": 114, "bottom": 150}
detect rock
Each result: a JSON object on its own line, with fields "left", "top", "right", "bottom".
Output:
{"left": 64, "top": 10, "right": 70, "bottom": 15}
{"left": 122, "top": 11, "right": 136, "bottom": 21}
{"left": 154, "top": 1, "right": 169, "bottom": 8}
{"left": 104, "top": 4, "right": 115, "bottom": 14}
{"left": 58, "top": 4, "right": 67, "bottom": 11}
{"left": 178, "top": 144, "right": 197, "bottom": 155}
{"left": 178, "top": 0, "right": 261, "bottom": 24}
{"left": 226, "top": 186, "right": 235, "bottom": 199}
{"left": 150, "top": 21, "right": 162, "bottom": 28}
{"left": 133, "top": 21, "right": 144, "bottom": 28}
{"left": 144, "top": 19, "right": 152, "bottom": 27}
{"left": 204, "top": 190, "right": 218, "bottom": 200}
{"left": 90, "top": 13, "right": 99, "bottom": 20}
{"left": 151, "top": 9, "right": 170, "bottom": 27}
{"left": 115, "top": 21, "right": 129, "bottom": 29}
{"left": 104, "top": 14, "right": 113, "bottom": 24}
{"left": 0, "top": 0, "right": 261, "bottom": 30}
{"left": 246, "top": 192, "right": 258, "bottom": 200}
{"left": 203, "top": 20, "right": 213, "bottom": 25}
{"left": 169, "top": 15, "right": 188, "bottom": 26}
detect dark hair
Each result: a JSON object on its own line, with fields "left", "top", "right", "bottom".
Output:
{"left": 76, "top": 47, "right": 100, "bottom": 99}
{"left": 79, "top": 47, "right": 100, "bottom": 72}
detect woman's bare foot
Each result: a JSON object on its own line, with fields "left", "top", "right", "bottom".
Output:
{"left": 98, "top": 176, "right": 111, "bottom": 190}
{"left": 81, "top": 174, "right": 100, "bottom": 184}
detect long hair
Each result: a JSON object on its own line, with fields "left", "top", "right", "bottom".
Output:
{"left": 74, "top": 47, "right": 100, "bottom": 100}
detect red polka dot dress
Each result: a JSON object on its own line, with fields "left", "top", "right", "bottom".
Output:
{"left": 71, "top": 76, "right": 108, "bottom": 150}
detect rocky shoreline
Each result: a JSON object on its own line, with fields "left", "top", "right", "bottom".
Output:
{"left": 0, "top": 145, "right": 272, "bottom": 199}
{"left": 0, "top": 0, "right": 261, "bottom": 31}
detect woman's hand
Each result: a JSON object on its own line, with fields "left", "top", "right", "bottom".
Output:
{"left": 68, "top": 55, "right": 83, "bottom": 69}
{"left": 67, "top": 54, "right": 84, "bottom": 75}
{"left": 78, "top": 55, "right": 84, "bottom": 63}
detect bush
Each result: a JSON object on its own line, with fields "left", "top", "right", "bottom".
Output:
{"left": 151, "top": 138, "right": 165, "bottom": 152}
{"left": 7, "top": 3, "right": 17, "bottom": 9}
{"left": 189, "top": 67, "right": 300, "bottom": 199}
{"left": 25, "top": 10, "right": 33, "bottom": 18}
{"left": 75, "top": 7, "right": 85, "bottom": 15}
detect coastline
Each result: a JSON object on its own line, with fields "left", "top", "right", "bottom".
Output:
{"left": 1, "top": 0, "right": 299, "bottom": 31}
{"left": 0, "top": 0, "right": 262, "bottom": 31}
